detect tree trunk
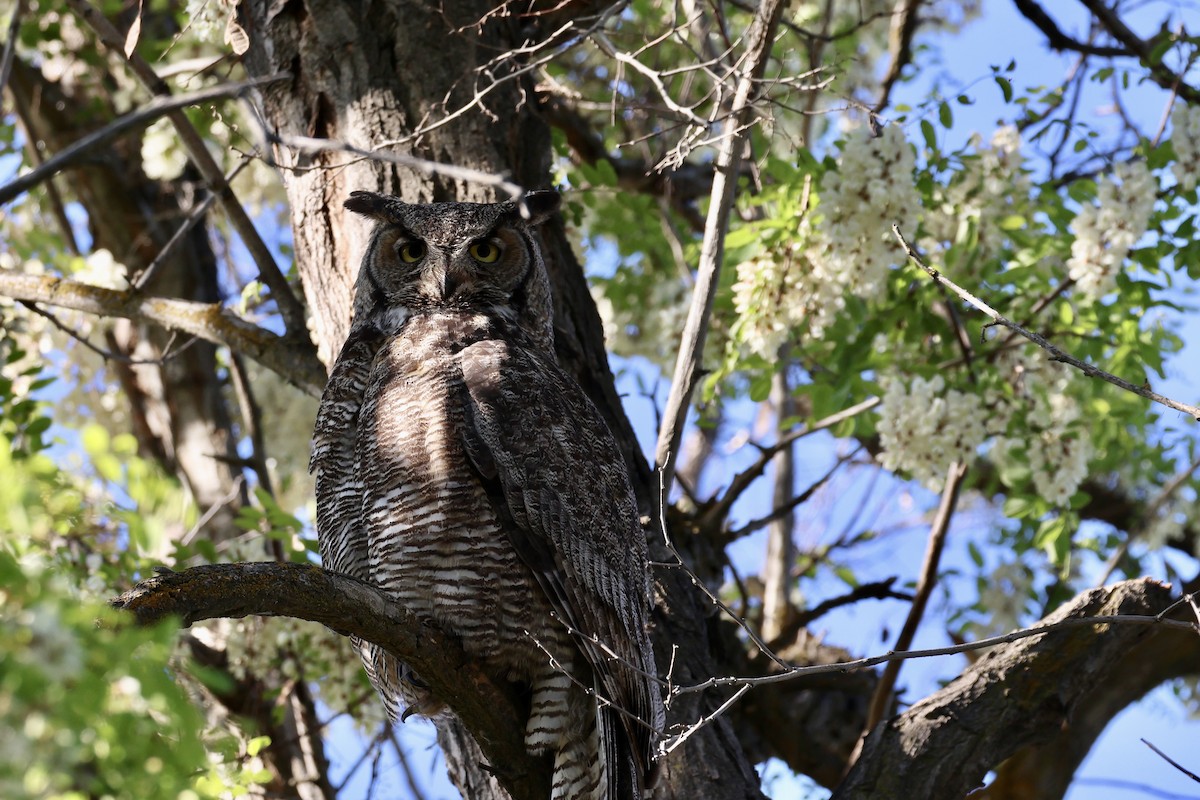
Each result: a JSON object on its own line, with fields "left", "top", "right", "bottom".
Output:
{"left": 238, "top": 1, "right": 766, "bottom": 796}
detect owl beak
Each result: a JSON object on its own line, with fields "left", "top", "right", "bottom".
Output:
{"left": 440, "top": 269, "right": 459, "bottom": 301}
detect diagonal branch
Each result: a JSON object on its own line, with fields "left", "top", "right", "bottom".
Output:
{"left": 1074, "top": 0, "right": 1200, "bottom": 104}
{"left": 1012, "top": 0, "right": 1129, "bottom": 58}
{"left": 856, "top": 460, "right": 967, "bottom": 754}
{"left": 653, "top": 0, "right": 790, "bottom": 493}
{"left": 0, "top": 78, "right": 283, "bottom": 207}
{"left": 892, "top": 225, "right": 1200, "bottom": 421}
{"left": 0, "top": 271, "right": 325, "bottom": 396}
{"left": 111, "top": 562, "right": 550, "bottom": 800}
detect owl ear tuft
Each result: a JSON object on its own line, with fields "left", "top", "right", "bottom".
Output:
{"left": 517, "top": 190, "right": 561, "bottom": 225}
{"left": 344, "top": 191, "right": 395, "bottom": 220}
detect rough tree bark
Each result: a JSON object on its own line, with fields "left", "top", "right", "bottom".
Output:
{"left": 237, "top": 1, "right": 765, "bottom": 797}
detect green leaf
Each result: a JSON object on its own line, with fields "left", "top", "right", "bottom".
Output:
{"left": 938, "top": 101, "right": 953, "bottom": 128}
{"left": 920, "top": 119, "right": 937, "bottom": 150}
{"left": 82, "top": 423, "right": 111, "bottom": 457}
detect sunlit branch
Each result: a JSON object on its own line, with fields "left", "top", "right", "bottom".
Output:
{"left": 0, "top": 271, "right": 326, "bottom": 396}
{"left": 892, "top": 224, "right": 1200, "bottom": 421}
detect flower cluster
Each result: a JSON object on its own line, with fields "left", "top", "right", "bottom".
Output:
{"left": 808, "top": 124, "right": 920, "bottom": 304}
{"left": 731, "top": 236, "right": 843, "bottom": 354}
{"left": 992, "top": 346, "right": 1093, "bottom": 506}
{"left": 975, "top": 559, "right": 1034, "bottom": 635}
{"left": 732, "top": 124, "right": 920, "bottom": 352}
{"left": 142, "top": 118, "right": 189, "bottom": 182}
{"left": 1067, "top": 161, "right": 1156, "bottom": 300}
{"left": 923, "top": 125, "right": 1030, "bottom": 264}
{"left": 1170, "top": 102, "right": 1200, "bottom": 192}
{"left": 875, "top": 375, "right": 987, "bottom": 491}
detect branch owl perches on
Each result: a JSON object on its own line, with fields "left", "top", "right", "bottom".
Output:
{"left": 310, "top": 190, "right": 664, "bottom": 800}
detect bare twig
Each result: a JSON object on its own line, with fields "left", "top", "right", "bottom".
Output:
{"left": 0, "top": 78, "right": 282, "bottom": 206}
{"left": 657, "top": 473, "right": 791, "bottom": 671}
{"left": 653, "top": 0, "right": 790, "bottom": 492}
{"left": 267, "top": 134, "right": 526, "bottom": 199}
{"left": 702, "top": 396, "right": 881, "bottom": 530}
{"left": 892, "top": 225, "right": 1200, "bottom": 421}
{"left": 659, "top": 683, "right": 751, "bottom": 757}
{"left": 20, "top": 300, "right": 200, "bottom": 366}
{"left": 1142, "top": 739, "right": 1200, "bottom": 784}
{"left": 857, "top": 460, "right": 967, "bottom": 752}
{"left": 674, "top": 596, "right": 1198, "bottom": 697}
{"left": 726, "top": 452, "right": 849, "bottom": 541}
{"left": 131, "top": 160, "right": 250, "bottom": 291}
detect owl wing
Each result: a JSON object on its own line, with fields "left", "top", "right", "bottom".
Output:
{"left": 310, "top": 322, "right": 386, "bottom": 581}
{"left": 457, "top": 337, "right": 662, "bottom": 792}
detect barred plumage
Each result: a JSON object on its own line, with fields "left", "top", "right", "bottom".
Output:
{"left": 311, "top": 191, "right": 663, "bottom": 799}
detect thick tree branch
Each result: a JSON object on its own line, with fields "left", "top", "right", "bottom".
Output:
{"left": 833, "top": 579, "right": 1188, "bottom": 799}
{"left": 0, "top": 271, "right": 325, "bottom": 396}
{"left": 112, "top": 563, "right": 551, "bottom": 800}
{"left": 1074, "top": 0, "right": 1200, "bottom": 104}
{"left": 1012, "top": 0, "right": 1128, "bottom": 58}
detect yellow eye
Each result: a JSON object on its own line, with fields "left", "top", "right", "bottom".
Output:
{"left": 397, "top": 240, "right": 425, "bottom": 263}
{"left": 469, "top": 240, "right": 501, "bottom": 263}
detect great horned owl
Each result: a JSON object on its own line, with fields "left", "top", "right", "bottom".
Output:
{"left": 311, "top": 190, "right": 663, "bottom": 799}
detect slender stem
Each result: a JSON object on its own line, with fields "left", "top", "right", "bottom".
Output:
{"left": 892, "top": 224, "right": 1200, "bottom": 421}
{"left": 856, "top": 460, "right": 967, "bottom": 753}
{"left": 653, "top": 0, "right": 789, "bottom": 494}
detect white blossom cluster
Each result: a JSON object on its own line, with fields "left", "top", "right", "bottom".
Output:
{"left": 142, "top": 118, "right": 190, "bottom": 182}
{"left": 992, "top": 347, "right": 1093, "bottom": 506}
{"left": 1169, "top": 103, "right": 1200, "bottom": 192}
{"left": 731, "top": 236, "right": 843, "bottom": 354}
{"left": 875, "top": 375, "right": 987, "bottom": 491}
{"left": 731, "top": 124, "right": 920, "bottom": 352}
{"left": 975, "top": 559, "right": 1034, "bottom": 635}
{"left": 1067, "top": 161, "right": 1156, "bottom": 300}
{"left": 923, "top": 125, "right": 1030, "bottom": 264}
{"left": 807, "top": 124, "right": 920, "bottom": 304}
{"left": 72, "top": 249, "right": 129, "bottom": 291}
{"left": 184, "top": 0, "right": 233, "bottom": 42}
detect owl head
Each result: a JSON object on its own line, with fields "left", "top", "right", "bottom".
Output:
{"left": 344, "top": 190, "right": 561, "bottom": 349}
